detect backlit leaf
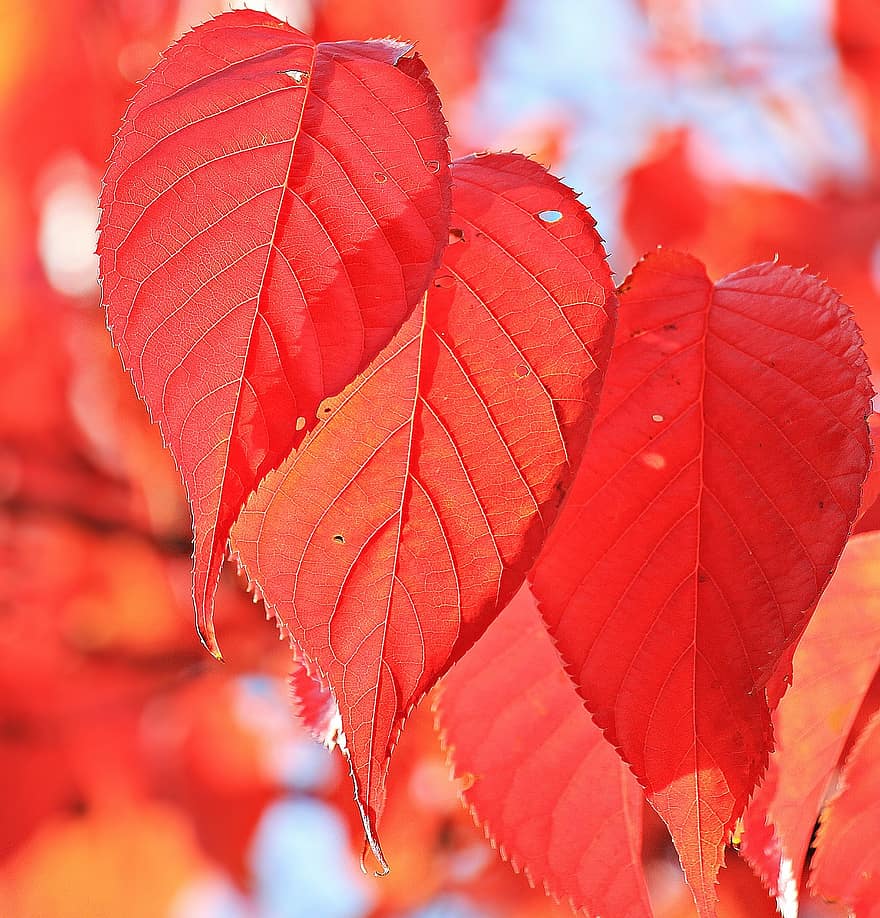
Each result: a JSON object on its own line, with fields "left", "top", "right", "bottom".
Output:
{"left": 98, "top": 10, "right": 452, "bottom": 657}
{"left": 531, "top": 250, "right": 872, "bottom": 915}
{"left": 741, "top": 532, "right": 880, "bottom": 914}
{"left": 810, "top": 712, "right": 880, "bottom": 915}
{"left": 437, "top": 585, "right": 652, "bottom": 918}
{"left": 231, "top": 153, "right": 616, "bottom": 869}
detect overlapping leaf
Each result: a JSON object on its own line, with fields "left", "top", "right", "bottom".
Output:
{"left": 810, "top": 712, "right": 880, "bottom": 915}
{"left": 231, "top": 153, "right": 616, "bottom": 868}
{"left": 740, "top": 532, "right": 880, "bottom": 913}
{"left": 310, "top": 0, "right": 506, "bottom": 104}
{"left": 436, "top": 585, "right": 651, "bottom": 918}
{"left": 856, "top": 413, "right": 880, "bottom": 524}
{"left": 530, "top": 250, "right": 872, "bottom": 915}
{"left": 98, "top": 9, "right": 452, "bottom": 657}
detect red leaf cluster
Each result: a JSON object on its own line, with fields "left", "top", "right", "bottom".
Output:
{"left": 7, "top": 3, "right": 880, "bottom": 916}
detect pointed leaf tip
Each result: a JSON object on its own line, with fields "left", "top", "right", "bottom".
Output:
{"left": 289, "top": 662, "right": 391, "bottom": 872}
{"left": 98, "top": 9, "right": 453, "bottom": 646}
{"left": 196, "top": 614, "right": 224, "bottom": 662}
{"left": 231, "top": 152, "right": 617, "bottom": 860}
{"left": 358, "top": 819, "right": 390, "bottom": 878}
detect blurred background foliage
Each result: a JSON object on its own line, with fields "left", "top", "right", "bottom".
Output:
{"left": 0, "top": 1, "right": 877, "bottom": 915}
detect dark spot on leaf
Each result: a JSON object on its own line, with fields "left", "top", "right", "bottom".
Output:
{"left": 0, "top": 717, "right": 28, "bottom": 742}
{"left": 66, "top": 796, "right": 89, "bottom": 818}
{"left": 663, "top": 323, "right": 678, "bottom": 331}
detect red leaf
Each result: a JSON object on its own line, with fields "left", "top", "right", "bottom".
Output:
{"left": 310, "top": 0, "right": 506, "bottom": 107}
{"left": 621, "top": 128, "right": 710, "bottom": 255}
{"left": 854, "top": 412, "right": 880, "bottom": 528}
{"left": 436, "top": 585, "right": 652, "bottom": 918}
{"left": 740, "top": 532, "right": 880, "bottom": 913}
{"left": 289, "top": 663, "right": 342, "bottom": 749}
{"left": 810, "top": 712, "right": 880, "bottom": 915}
{"left": 98, "top": 10, "right": 452, "bottom": 657}
{"left": 230, "top": 153, "right": 616, "bottom": 869}
{"left": 530, "top": 250, "right": 872, "bottom": 915}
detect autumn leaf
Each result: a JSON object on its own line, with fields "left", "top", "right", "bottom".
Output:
{"left": 855, "top": 413, "right": 880, "bottom": 524}
{"left": 621, "top": 128, "right": 709, "bottom": 256}
{"left": 0, "top": 799, "right": 211, "bottom": 918}
{"left": 98, "top": 9, "right": 452, "bottom": 658}
{"left": 310, "top": 0, "right": 506, "bottom": 108}
{"left": 230, "top": 153, "right": 616, "bottom": 870}
{"left": 530, "top": 249, "right": 872, "bottom": 916}
{"left": 810, "top": 711, "right": 880, "bottom": 915}
{"left": 740, "top": 532, "right": 880, "bottom": 914}
{"left": 436, "top": 585, "right": 652, "bottom": 918}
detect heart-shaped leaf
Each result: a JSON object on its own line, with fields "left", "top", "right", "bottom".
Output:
{"left": 231, "top": 153, "right": 616, "bottom": 868}
{"left": 531, "top": 250, "right": 872, "bottom": 915}
{"left": 98, "top": 10, "right": 451, "bottom": 657}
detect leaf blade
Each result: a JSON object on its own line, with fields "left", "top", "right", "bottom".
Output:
{"left": 810, "top": 711, "right": 880, "bottom": 915}
{"left": 740, "top": 531, "right": 880, "bottom": 913}
{"left": 437, "top": 585, "right": 652, "bottom": 918}
{"left": 231, "top": 153, "right": 617, "bottom": 864}
{"left": 531, "top": 250, "right": 872, "bottom": 915}
{"left": 98, "top": 10, "right": 452, "bottom": 657}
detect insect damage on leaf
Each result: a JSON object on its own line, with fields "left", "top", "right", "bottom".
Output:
{"left": 94, "top": 9, "right": 880, "bottom": 914}
{"left": 530, "top": 249, "right": 872, "bottom": 917}
{"left": 230, "top": 152, "right": 617, "bottom": 871}
{"left": 98, "top": 8, "right": 452, "bottom": 660}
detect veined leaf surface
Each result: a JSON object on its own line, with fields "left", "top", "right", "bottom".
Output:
{"left": 231, "top": 153, "right": 616, "bottom": 868}
{"left": 741, "top": 532, "right": 880, "bottom": 913}
{"left": 810, "top": 712, "right": 880, "bottom": 915}
{"left": 98, "top": 10, "right": 451, "bottom": 657}
{"left": 437, "top": 585, "right": 651, "bottom": 918}
{"left": 531, "top": 250, "right": 872, "bottom": 915}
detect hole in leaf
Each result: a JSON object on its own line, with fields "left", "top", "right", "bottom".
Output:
{"left": 652, "top": 414, "right": 664, "bottom": 423}
{"left": 448, "top": 228, "right": 464, "bottom": 244}
{"left": 373, "top": 172, "right": 387, "bottom": 183}
{"left": 285, "top": 69, "right": 308, "bottom": 83}
{"left": 426, "top": 160, "right": 441, "bottom": 174}
{"left": 332, "top": 534, "right": 346, "bottom": 545}
{"left": 537, "top": 209, "right": 563, "bottom": 224}
{"left": 642, "top": 452, "right": 666, "bottom": 470}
